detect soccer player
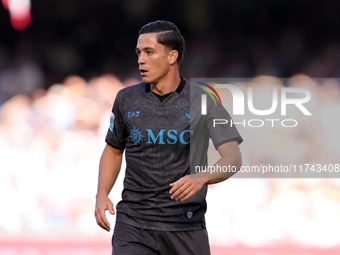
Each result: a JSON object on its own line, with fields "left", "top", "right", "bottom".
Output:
{"left": 95, "top": 20, "right": 243, "bottom": 255}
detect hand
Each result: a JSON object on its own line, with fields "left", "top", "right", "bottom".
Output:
{"left": 94, "top": 194, "right": 115, "bottom": 231}
{"left": 169, "top": 175, "right": 206, "bottom": 202}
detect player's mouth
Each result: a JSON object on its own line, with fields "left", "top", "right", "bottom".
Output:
{"left": 139, "top": 69, "right": 148, "bottom": 76}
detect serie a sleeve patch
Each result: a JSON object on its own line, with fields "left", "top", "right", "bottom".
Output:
{"left": 109, "top": 112, "right": 115, "bottom": 132}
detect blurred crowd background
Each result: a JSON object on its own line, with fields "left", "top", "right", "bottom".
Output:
{"left": 2, "top": 0, "right": 340, "bottom": 103}
{"left": 1, "top": 0, "right": 340, "bottom": 253}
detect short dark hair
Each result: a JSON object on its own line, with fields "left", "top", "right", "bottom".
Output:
{"left": 139, "top": 20, "right": 185, "bottom": 65}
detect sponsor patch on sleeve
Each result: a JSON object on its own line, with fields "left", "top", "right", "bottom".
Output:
{"left": 109, "top": 112, "right": 115, "bottom": 132}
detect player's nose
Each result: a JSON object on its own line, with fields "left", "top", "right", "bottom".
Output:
{"left": 138, "top": 52, "right": 146, "bottom": 64}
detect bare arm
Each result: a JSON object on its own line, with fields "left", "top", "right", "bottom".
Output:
{"left": 95, "top": 144, "right": 124, "bottom": 231}
{"left": 169, "top": 141, "right": 242, "bottom": 201}
{"left": 204, "top": 140, "right": 242, "bottom": 184}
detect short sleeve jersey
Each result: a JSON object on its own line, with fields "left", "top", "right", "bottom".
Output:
{"left": 105, "top": 78, "right": 243, "bottom": 231}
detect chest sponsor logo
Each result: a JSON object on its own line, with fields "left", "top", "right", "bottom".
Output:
{"left": 130, "top": 126, "right": 144, "bottom": 145}
{"left": 146, "top": 129, "right": 193, "bottom": 145}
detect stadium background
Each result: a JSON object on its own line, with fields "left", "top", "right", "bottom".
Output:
{"left": 1, "top": 0, "right": 340, "bottom": 254}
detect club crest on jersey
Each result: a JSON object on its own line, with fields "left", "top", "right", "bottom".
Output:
{"left": 180, "top": 109, "right": 195, "bottom": 123}
{"left": 130, "top": 126, "right": 144, "bottom": 145}
{"left": 109, "top": 113, "right": 115, "bottom": 132}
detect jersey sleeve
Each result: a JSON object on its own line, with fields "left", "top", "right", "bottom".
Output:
{"left": 206, "top": 96, "right": 243, "bottom": 149}
{"left": 105, "top": 91, "right": 126, "bottom": 149}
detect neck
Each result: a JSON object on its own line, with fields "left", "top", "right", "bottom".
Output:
{"left": 150, "top": 71, "right": 181, "bottom": 96}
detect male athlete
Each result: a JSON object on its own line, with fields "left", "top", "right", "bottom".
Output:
{"left": 95, "top": 20, "right": 243, "bottom": 255}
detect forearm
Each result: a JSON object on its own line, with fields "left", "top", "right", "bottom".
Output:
{"left": 195, "top": 141, "right": 242, "bottom": 185}
{"left": 169, "top": 143, "right": 242, "bottom": 202}
{"left": 204, "top": 150, "right": 242, "bottom": 184}
{"left": 96, "top": 144, "right": 124, "bottom": 198}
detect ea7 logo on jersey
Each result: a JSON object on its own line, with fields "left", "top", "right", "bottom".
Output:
{"left": 128, "top": 111, "right": 140, "bottom": 118}
{"left": 109, "top": 113, "right": 115, "bottom": 132}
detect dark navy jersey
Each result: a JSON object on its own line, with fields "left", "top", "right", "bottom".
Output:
{"left": 105, "top": 78, "right": 242, "bottom": 231}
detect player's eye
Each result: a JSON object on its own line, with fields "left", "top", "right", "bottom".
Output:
{"left": 147, "top": 51, "right": 153, "bottom": 55}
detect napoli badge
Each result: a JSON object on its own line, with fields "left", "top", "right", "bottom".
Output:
{"left": 181, "top": 109, "right": 195, "bottom": 123}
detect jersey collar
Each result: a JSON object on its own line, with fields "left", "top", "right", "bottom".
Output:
{"left": 145, "top": 76, "right": 186, "bottom": 94}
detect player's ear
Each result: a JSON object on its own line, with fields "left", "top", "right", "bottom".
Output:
{"left": 168, "top": 50, "right": 178, "bottom": 65}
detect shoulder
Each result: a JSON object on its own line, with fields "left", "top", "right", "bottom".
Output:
{"left": 185, "top": 80, "right": 208, "bottom": 95}
{"left": 116, "top": 82, "right": 146, "bottom": 99}
{"left": 186, "top": 80, "right": 216, "bottom": 103}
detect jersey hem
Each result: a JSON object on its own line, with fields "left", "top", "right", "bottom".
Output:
{"left": 116, "top": 212, "right": 206, "bottom": 232}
